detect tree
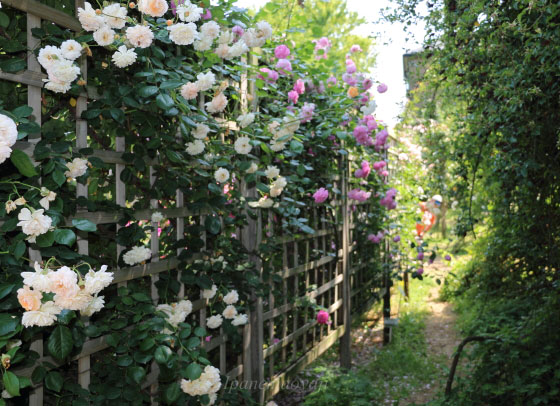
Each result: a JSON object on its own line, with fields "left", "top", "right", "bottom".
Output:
{"left": 253, "top": 0, "right": 375, "bottom": 71}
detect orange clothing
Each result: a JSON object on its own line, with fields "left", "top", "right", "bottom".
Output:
{"left": 416, "top": 202, "right": 437, "bottom": 237}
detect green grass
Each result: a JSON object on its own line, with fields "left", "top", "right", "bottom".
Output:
{"left": 303, "top": 277, "right": 443, "bottom": 406}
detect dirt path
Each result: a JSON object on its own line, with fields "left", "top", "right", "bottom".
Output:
{"left": 270, "top": 260, "right": 462, "bottom": 406}
{"left": 402, "top": 261, "right": 461, "bottom": 405}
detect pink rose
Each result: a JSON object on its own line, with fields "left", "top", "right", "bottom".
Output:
{"left": 313, "top": 187, "right": 329, "bottom": 204}
{"left": 288, "top": 90, "right": 299, "bottom": 104}
{"left": 316, "top": 310, "right": 330, "bottom": 325}
{"left": 276, "top": 58, "right": 292, "bottom": 73}
{"left": 293, "top": 79, "right": 305, "bottom": 95}
{"left": 377, "top": 83, "right": 388, "bottom": 93}
{"left": 274, "top": 44, "right": 290, "bottom": 59}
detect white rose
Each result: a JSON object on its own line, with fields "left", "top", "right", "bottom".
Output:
{"left": 0, "top": 113, "right": 18, "bottom": 147}
{"left": 186, "top": 139, "right": 205, "bottom": 155}
{"left": 200, "top": 21, "right": 220, "bottom": 40}
{"left": 195, "top": 71, "right": 216, "bottom": 92}
{"left": 214, "top": 168, "right": 229, "bottom": 183}
{"left": 246, "top": 162, "right": 258, "bottom": 174}
{"left": 84, "top": 265, "right": 113, "bottom": 295}
{"left": 112, "top": 45, "right": 137, "bottom": 68}
{"left": 234, "top": 136, "right": 252, "bottom": 155}
{"left": 81, "top": 295, "right": 105, "bottom": 316}
{"left": 77, "top": 2, "right": 104, "bottom": 32}
{"left": 167, "top": 23, "right": 198, "bottom": 46}
{"left": 264, "top": 165, "right": 280, "bottom": 179}
{"left": 60, "top": 40, "right": 83, "bottom": 61}
{"left": 227, "top": 40, "right": 249, "bottom": 59}
{"left": 192, "top": 123, "right": 210, "bottom": 139}
{"left": 102, "top": 3, "right": 128, "bottom": 29}
{"left": 206, "top": 314, "right": 223, "bottom": 329}
{"left": 222, "top": 305, "right": 237, "bottom": 319}
{"left": 193, "top": 36, "right": 213, "bottom": 51}
{"left": 202, "top": 284, "right": 217, "bottom": 299}
{"left": 232, "top": 313, "right": 248, "bottom": 326}
{"left": 237, "top": 113, "right": 255, "bottom": 128}
{"left": 64, "top": 157, "right": 88, "bottom": 179}
{"left": 126, "top": 25, "right": 154, "bottom": 48}
{"left": 223, "top": 290, "right": 239, "bottom": 305}
{"left": 17, "top": 208, "right": 52, "bottom": 243}
{"left": 176, "top": 3, "right": 203, "bottom": 22}
{"left": 123, "top": 246, "right": 152, "bottom": 266}
{"left": 93, "top": 25, "right": 115, "bottom": 46}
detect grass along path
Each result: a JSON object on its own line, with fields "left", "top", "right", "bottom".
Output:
{"left": 275, "top": 259, "right": 461, "bottom": 406}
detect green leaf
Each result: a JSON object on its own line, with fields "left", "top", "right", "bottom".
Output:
{"left": 164, "top": 382, "right": 181, "bottom": 403}
{"left": 3, "top": 371, "right": 20, "bottom": 397}
{"left": 204, "top": 216, "right": 221, "bottom": 235}
{"left": 52, "top": 169, "right": 66, "bottom": 186}
{"left": 13, "top": 240, "right": 26, "bottom": 259}
{"left": 154, "top": 346, "right": 173, "bottom": 364}
{"left": 185, "top": 363, "right": 202, "bottom": 380}
{"left": 156, "top": 93, "right": 174, "bottom": 110}
{"left": 10, "top": 149, "right": 37, "bottom": 177}
{"left": 165, "top": 149, "right": 183, "bottom": 163}
{"left": 47, "top": 325, "right": 73, "bottom": 361}
{"left": 128, "top": 366, "right": 146, "bottom": 384}
{"left": 45, "top": 371, "right": 63, "bottom": 392}
{"left": 53, "top": 229, "right": 76, "bottom": 247}
{"left": 290, "top": 140, "right": 304, "bottom": 154}
{"left": 0, "top": 11, "right": 10, "bottom": 28}
{"left": 185, "top": 336, "right": 200, "bottom": 349}
{"left": 36, "top": 231, "right": 55, "bottom": 248}
{"left": 12, "top": 105, "right": 33, "bottom": 119}
{"left": 0, "top": 315, "right": 17, "bottom": 337}
{"left": 193, "top": 326, "right": 206, "bottom": 337}
{"left": 139, "top": 337, "right": 155, "bottom": 351}
{"left": 72, "top": 219, "right": 97, "bottom": 232}
{"left": 0, "top": 284, "right": 15, "bottom": 301}
{"left": 110, "top": 108, "right": 125, "bottom": 124}
{"left": 116, "top": 355, "right": 133, "bottom": 367}
{"left": 0, "top": 58, "right": 26, "bottom": 73}
{"left": 31, "top": 366, "right": 47, "bottom": 384}
{"left": 160, "top": 80, "right": 183, "bottom": 90}
{"left": 138, "top": 86, "right": 159, "bottom": 98}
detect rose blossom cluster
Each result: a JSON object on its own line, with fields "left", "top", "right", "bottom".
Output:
{"left": 267, "top": 113, "right": 300, "bottom": 152}
{"left": 39, "top": 1, "right": 272, "bottom": 94}
{"left": 180, "top": 365, "right": 221, "bottom": 404}
{"left": 202, "top": 286, "right": 248, "bottom": 330}
{"left": 156, "top": 299, "right": 193, "bottom": 333}
{"left": 37, "top": 41, "right": 82, "bottom": 93}
{"left": 380, "top": 188, "right": 398, "bottom": 210}
{"left": 373, "top": 160, "right": 389, "bottom": 177}
{"left": 367, "top": 231, "right": 385, "bottom": 244}
{"left": 18, "top": 262, "right": 113, "bottom": 327}
{"left": 354, "top": 161, "right": 371, "bottom": 179}
{"left": 348, "top": 188, "right": 371, "bottom": 202}
{"left": 0, "top": 114, "right": 17, "bottom": 164}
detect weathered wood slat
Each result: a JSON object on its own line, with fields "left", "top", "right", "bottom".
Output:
{"left": 275, "top": 254, "right": 335, "bottom": 279}
{"left": 63, "top": 205, "right": 211, "bottom": 226}
{"left": 13, "top": 141, "right": 159, "bottom": 166}
{"left": 0, "top": 69, "right": 45, "bottom": 87}
{"left": 3, "top": 0, "right": 82, "bottom": 31}
{"left": 263, "top": 273, "right": 344, "bottom": 322}
{"left": 263, "top": 325, "right": 345, "bottom": 400}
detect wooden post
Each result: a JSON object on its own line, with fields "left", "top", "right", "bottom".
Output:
{"left": 383, "top": 240, "right": 392, "bottom": 345}
{"left": 240, "top": 52, "right": 264, "bottom": 402}
{"left": 403, "top": 260, "right": 409, "bottom": 300}
{"left": 27, "top": 10, "right": 44, "bottom": 406}
{"left": 339, "top": 155, "right": 352, "bottom": 369}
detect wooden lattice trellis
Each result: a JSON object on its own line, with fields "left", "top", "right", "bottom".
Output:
{"left": 0, "top": 1, "right": 385, "bottom": 404}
